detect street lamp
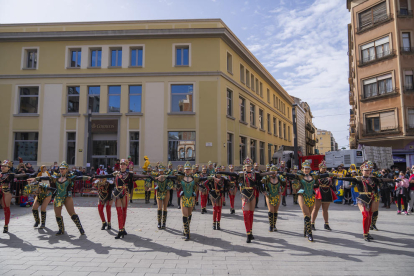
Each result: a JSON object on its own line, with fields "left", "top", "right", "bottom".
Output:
{"left": 86, "top": 97, "right": 93, "bottom": 174}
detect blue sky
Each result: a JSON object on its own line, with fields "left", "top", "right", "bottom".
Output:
{"left": 0, "top": 0, "right": 351, "bottom": 148}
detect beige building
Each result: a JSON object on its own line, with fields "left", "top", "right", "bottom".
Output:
{"left": 347, "top": 0, "right": 414, "bottom": 166}
{"left": 292, "top": 97, "right": 307, "bottom": 155}
{"left": 316, "top": 130, "right": 337, "bottom": 155}
{"left": 0, "top": 19, "right": 294, "bottom": 169}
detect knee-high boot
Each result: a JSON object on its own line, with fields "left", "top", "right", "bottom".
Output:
{"left": 370, "top": 211, "right": 378, "bottom": 231}
{"left": 273, "top": 212, "right": 278, "bottom": 231}
{"left": 98, "top": 204, "right": 106, "bottom": 230}
{"left": 268, "top": 212, "right": 273, "bottom": 232}
{"left": 157, "top": 210, "right": 162, "bottom": 229}
{"left": 105, "top": 204, "right": 111, "bottom": 229}
{"left": 55, "top": 216, "right": 65, "bottom": 236}
{"left": 243, "top": 211, "right": 252, "bottom": 243}
{"left": 115, "top": 207, "right": 125, "bottom": 239}
{"left": 216, "top": 206, "right": 222, "bottom": 230}
{"left": 3, "top": 207, "right": 10, "bottom": 233}
{"left": 162, "top": 210, "right": 167, "bottom": 229}
{"left": 183, "top": 216, "right": 190, "bottom": 241}
{"left": 305, "top": 216, "right": 313, "bottom": 242}
{"left": 123, "top": 205, "right": 128, "bottom": 235}
{"left": 249, "top": 211, "right": 255, "bottom": 240}
{"left": 213, "top": 206, "right": 217, "bottom": 230}
{"left": 32, "top": 209, "right": 40, "bottom": 227}
{"left": 40, "top": 211, "right": 46, "bottom": 229}
{"left": 71, "top": 214, "right": 85, "bottom": 235}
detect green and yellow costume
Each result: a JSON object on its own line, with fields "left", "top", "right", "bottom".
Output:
{"left": 261, "top": 175, "right": 286, "bottom": 206}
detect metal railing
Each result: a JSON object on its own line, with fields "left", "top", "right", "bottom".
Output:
{"left": 397, "top": 10, "right": 413, "bottom": 17}
{"left": 357, "top": 13, "right": 393, "bottom": 33}
{"left": 358, "top": 49, "right": 396, "bottom": 66}
{"left": 407, "top": 124, "right": 414, "bottom": 133}
{"left": 401, "top": 47, "right": 414, "bottom": 54}
{"left": 362, "top": 126, "right": 401, "bottom": 137}
{"left": 361, "top": 88, "right": 399, "bottom": 101}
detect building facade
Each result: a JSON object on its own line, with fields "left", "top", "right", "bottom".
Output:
{"left": 0, "top": 19, "right": 294, "bottom": 169}
{"left": 316, "top": 129, "right": 337, "bottom": 155}
{"left": 292, "top": 96, "right": 306, "bottom": 156}
{"left": 347, "top": 0, "right": 414, "bottom": 167}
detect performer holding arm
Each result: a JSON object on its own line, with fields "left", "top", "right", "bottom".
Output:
{"left": 228, "top": 165, "right": 238, "bottom": 214}
{"left": 151, "top": 164, "right": 174, "bottom": 229}
{"left": 198, "top": 166, "right": 209, "bottom": 214}
{"left": 203, "top": 166, "right": 227, "bottom": 230}
{"left": 92, "top": 177, "right": 115, "bottom": 230}
{"left": 284, "top": 160, "right": 336, "bottom": 242}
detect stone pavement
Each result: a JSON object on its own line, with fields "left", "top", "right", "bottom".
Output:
{"left": 1, "top": 194, "right": 414, "bottom": 276}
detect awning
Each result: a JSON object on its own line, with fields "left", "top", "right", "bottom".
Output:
{"left": 393, "top": 155, "right": 406, "bottom": 163}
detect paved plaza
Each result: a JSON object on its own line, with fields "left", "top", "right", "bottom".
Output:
{"left": 1, "top": 195, "right": 414, "bottom": 276}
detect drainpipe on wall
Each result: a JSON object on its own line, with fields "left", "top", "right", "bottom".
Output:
{"left": 292, "top": 104, "right": 298, "bottom": 166}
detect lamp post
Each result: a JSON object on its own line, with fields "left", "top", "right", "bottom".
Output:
{"left": 86, "top": 98, "right": 93, "bottom": 174}
{"left": 292, "top": 104, "right": 298, "bottom": 166}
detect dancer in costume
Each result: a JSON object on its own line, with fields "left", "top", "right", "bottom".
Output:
{"left": 1, "top": 160, "right": 33, "bottom": 233}
{"left": 311, "top": 161, "right": 337, "bottom": 231}
{"left": 92, "top": 177, "right": 115, "bottom": 230}
{"left": 228, "top": 165, "right": 238, "bottom": 214}
{"left": 280, "top": 161, "right": 287, "bottom": 206}
{"left": 24, "top": 165, "right": 56, "bottom": 229}
{"left": 151, "top": 164, "right": 174, "bottom": 229}
{"left": 35, "top": 161, "right": 90, "bottom": 236}
{"left": 143, "top": 165, "right": 153, "bottom": 204}
{"left": 203, "top": 166, "right": 227, "bottom": 230}
{"left": 283, "top": 160, "right": 336, "bottom": 242}
{"left": 176, "top": 165, "right": 184, "bottom": 209}
{"left": 221, "top": 157, "right": 274, "bottom": 243}
{"left": 336, "top": 161, "right": 395, "bottom": 241}
{"left": 261, "top": 165, "right": 286, "bottom": 232}
{"left": 253, "top": 163, "right": 261, "bottom": 208}
{"left": 333, "top": 164, "right": 347, "bottom": 204}
{"left": 199, "top": 166, "right": 209, "bottom": 214}
{"left": 349, "top": 164, "right": 360, "bottom": 206}
{"left": 291, "top": 165, "right": 300, "bottom": 205}
{"left": 166, "top": 162, "right": 176, "bottom": 207}
{"left": 93, "top": 159, "right": 151, "bottom": 239}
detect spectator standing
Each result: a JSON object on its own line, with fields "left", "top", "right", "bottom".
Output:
{"left": 407, "top": 166, "right": 414, "bottom": 213}
{"left": 25, "top": 163, "right": 35, "bottom": 174}
{"left": 395, "top": 172, "right": 409, "bottom": 215}
{"left": 114, "top": 159, "right": 120, "bottom": 171}
{"left": 380, "top": 169, "right": 393, "bottom": 209}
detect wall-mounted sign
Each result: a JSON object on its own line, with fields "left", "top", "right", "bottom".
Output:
{"left": 206, "top": 142, "right": 212, "bottom": 147}
{"left": 91, "top": 120, "right": 118, "bottom": 133}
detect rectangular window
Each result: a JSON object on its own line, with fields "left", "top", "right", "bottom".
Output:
{"left": 176, "top": 46, "right": 189, "bottom": 66}
{"left": 246, "top": 70, "right": 250, "bottom": 87}
{"left": 256, "top": 79, "right": 259, "bottom": 95}
{"left": 67, "top": 86, "right": 80, "bottom": 113}
{"left": 14, "top": 132, "right": 38, "bottom": 162}
{"left": 227, "top": 133, "right": 233, "bottom": 165}
{"left": 110, "top": 48, "right": 122, "bottom": 67}
{"left": 407, "top": 108, "right": 414, "bottom": 129}
{"left": 240, "top": 64, "right": 245, "bottom": 83}
{"left": 260, "top": 82, "right": 263, "bottom": 98}
{"left": 90, "top": 48, "right": 102, "bottom": 67}
{"left": 283, "top": 123, "right": 286, "bottom": 140}
{"left": 273, "top": 94, "right": 276, "bottom": 107}
{"left": 358, "top": 2, "right": 388, "bottom": 31}
{"left": 267, "top": 114, "right": 271, "bottom": 132}
{"left": 279, "top": 121, "right": 282, "bottom": 137}
{"left": 19, "top": 87, "right": 39, "bottom": 114}
{"left": 267, "top": 89, "right": 270, "bottom": 103}
{"left": 70, "top": 49, "right": 81, "bottom": 68}
{"left": 273, "top": 118, "right": 277, "bottom": 135}
{"left": 402, "top": 32, "right": 411, "bottom": 51}
{"left": 250, "top": 139, "right": 256, "bottom": 162}
{"left": 250, "top": 103, "right": 255, "bottom": 126}
{"left": 67, "top": 132, "right": 76, "bottom": 165}
{"left": 405, "top": 71, "right": 413, "bottom": 91}
{"left": 130, "top": 47, "right": 143, "bottom": 67}
{"left": 361, "top": 36, "right": 390, "bottom": 63}
{"left": 251, "top": 74, "right": 255, "bottom": 91}
{"left": 363, "top": 73, "right": 393, "bottom": 98}
{"left": 259, "top": 109, "right": 264, "bottom": 129}
{"left": 227, "top": 89, "right": 233, "bottom": 116}
{"left": 108, "top": 86, "right": 121, "bottom": 112}
{"left": 288, "top": 107, "right": 290, "bottom": 118}
{"left": 88, "top": 86, "right": 100, "bottom": 113}
{"left": 26, "top": 49, "right": 37, "bottom": 69}
{"left": 171, "top": 84, "right": 193, "bottom": 112}
{"left": 366, "top": 111, "right": 397, "bottom": 133}
{"left": 268, "top": 144, "right": 273, "bottom": 164}
{"left": 227, "top": 52, "right": 233, "bottom": 73}
{"left": 259, "top": 141, "right": 265, "bottom": 165}
{"left": 400, "top": 0, "right": 409, "bottom": 15}
{"left": 240, "top": 136, "right": 246, "bottom": 165}
{"left": 129, "top": 132, "right": 140, "bottom": 165}
{"left": 129, "top": 85, "right": 142, "bottom": 113}
{"left": 239, "top": 97, "right": 246, "bottom": 122}
{"left": 168, "top": 131, "right": 196, "bottom": 161}
{"left": 288, "top": 126, "right": 291, "bottom": 141}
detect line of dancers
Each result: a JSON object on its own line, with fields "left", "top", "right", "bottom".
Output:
{"left": 0, "top": 158, "right": 395, "bottom": 243}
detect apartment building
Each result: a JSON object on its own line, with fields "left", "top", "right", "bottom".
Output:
{"left": 315, "top": 130, "right": 338, "bottom": 155}
{"left": 347, "top": 0, "right": 414, "bottom": 167}
{"left": 0, "top": 19, "right": 294, "bottom": 168}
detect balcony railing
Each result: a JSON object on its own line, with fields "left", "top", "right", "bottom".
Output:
{"left": 404, "top": 85, "right": 414, "bottom": 93}
{"left": 397, "top": 10, "right": 413, "bottom": 18}
{"left": 358, "top": 49, "right": 396, "bottom": 67}
{"left": 407, "top": 124, "right": 414, "bottom": 134}
{"left": 401, "top": 47, "right": 414, "bottom": 55}
{"left": 350, "top": 119, "right": 356, "bottom": 127}
{"left": 305, "top": 123, "right": 312, "bottom": 131}
{"left": 362, "top": 126, "right": 401, "bottom": 137}
{"left": 349, "top": 91, "right": 355, "bottom": 105}
{"left": 361, "top": 88, "right": 399, "bottom": 102}
{"left": 310, "top": 127, "right": 315, "bottom": 134}
{"left": 356, "top": 13, "right": 393, "bottom": 34}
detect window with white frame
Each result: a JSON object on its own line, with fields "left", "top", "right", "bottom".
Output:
{"left": 402, "top": 32, "right": 412, "bottom": 52}
{"left": 259, "top": 108, "right": 264, "bottom": 129}
{"left": 240, "top": 64, "right": 245, "bottom": 83}
{"left": 358, "top": 2, "right": 388, "bottom": 31}
{"left": 14, "top": 132, "right": 38, "bottom": 161}
{"left": 130, "top": 132, "right": 140, "bottom": 165}
{"left": 88, "top": 86, "right": 100, "bottom": 113}
{"left": 130, "top": 47, "right": 143, "bottom": 67}
{"left": 361, "top": 36, "right": 390, "bottom": 63}
{"left": 171, "top": 84, "right": 193, "bottom": 112}
{"left": 67, "top": 86, "right": 80, "bottom": 113}
{"left": 110, "top": 48, "right": 122, "bottom": 67}
{"left": 69, "top": 49, "right": 81, "bottom": 68}
{"left": 250, "top": 103, "right": 256, "bottom": 126}
{"left": 129, "top": 85, "right": 142, "bottom": 113}
{"left": 404, "top": 71, "right": 413, "bottom": 91}
{"left": 175, "top": 45, "right": 189, "bottom": 66}
{"left": 108, "top": 86, "right": 121, "bottom": 112}
{"left": 168, "top": 131, "right": 196, "bottom": 161}
{"left": 24, "top": 49, "right": 38, "bottom": 69}
{"left": 240, "top": 96, "right": 246, "bottom": 122}
{"left": 90, "top": 48, "right": 102, "bottom": 67}
{"left": 19, "top": 87, "right": 39, "bottom": 114}
{"left": 365, "top": 110, "right": 397, "bottom": 133}
{"left": 227, "top": 52, "right": 233, "bottom": 73}
{"left": 67, "top": 132, "right": 76, "bottom": 165}
{"left": 363, "top": 73, "right": 394, "bottom": 98}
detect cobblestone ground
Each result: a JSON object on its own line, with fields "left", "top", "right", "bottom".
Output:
{"left": 1, "top": 194, "right": 414, "bottom": 276}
